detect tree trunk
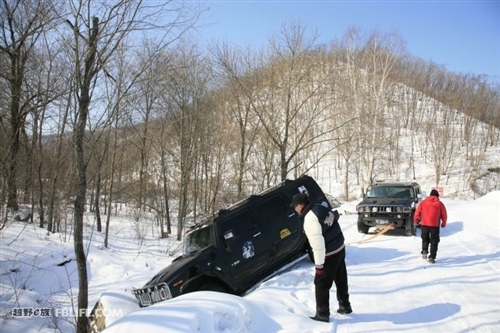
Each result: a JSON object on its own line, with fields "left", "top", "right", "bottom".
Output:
{"left": 7, "top": 66, "right": 22, "bottom": 211}
{"left": 94, "top": 172, "right": 102, "bottom": 232}
{"left": 73, "top": 16, "right": 99, "bottom": 333}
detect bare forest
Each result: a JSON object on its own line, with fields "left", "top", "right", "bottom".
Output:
{"left": 1, "top": 2, "right": 500, "bottom": 332}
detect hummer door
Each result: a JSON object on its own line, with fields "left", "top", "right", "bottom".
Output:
{"left": 254, "top": 194, "right": 302, "bottom": 264}
{"left": 220, "top": 211, "right": 270, "bottom": 283}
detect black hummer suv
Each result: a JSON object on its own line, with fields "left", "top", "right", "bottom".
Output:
{"left": 132, "top": 175, "right": 332, "bottom": 307}
{"left": 356, "top": 182, "right": 423, "bottom": 236}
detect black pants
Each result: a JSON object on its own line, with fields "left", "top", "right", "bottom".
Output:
{"left": 313, "top": 247, "right": 350, "bottom": 317}
{"left": 420, "top": 226, "right": 440, "bottom": 259}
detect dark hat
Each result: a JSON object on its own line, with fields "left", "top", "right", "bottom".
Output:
{"left": 290, "top": 193, "right": 309, "bottom": 207}
{"left": 430, "top": 189, "right": 439, "bottom": 197}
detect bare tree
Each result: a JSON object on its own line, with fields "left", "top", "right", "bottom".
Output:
{"left": 224, "top": 21, "right": 336, "bottom": 182}
{"left": 359, "top": 30, "right": 405, "bottom": 185}
{"left": 267, "top": 22, "right": 334, "bottom": 181}
{"left": 423, "top": 99, "right": 458, "bottom": 186}
{"left": 29, "top": 40, "right": 69, "bottom": 228}
{"left": 46, "top": 85, "right": 75, "bottom": 233}
{"left": 128, "top": 51, "right": 161, "bottom": 211}
{"left": 151, "top": 116, "right": 174, "bottom": 237}
{"left": 159, "top": 41, "right": 210, "bottom": 240}
{"left": 70, "top": 13, "right": 99, "bottom": 333}
{"left": 330, "top": 72, "right": 359, "bottom": 199}
{"left": 333, "top": 27, "right": 368, "bottom": 189}
{"left": 129, "top": 44, "right": 177, "bottom": 237}
{"left": 211, "top": 42, "right": 262, "bottom": 199}
{"left": 63, "top": 1, "right": 203, "bottom": 331}
{"left": 102, "top": 45, "right": 145, "bottom": 245}
{"left": 0, "top": 0, "right": 57, "bottom": 211}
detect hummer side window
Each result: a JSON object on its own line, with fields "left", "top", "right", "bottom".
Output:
{"left": 220, "top": 212, "right": 256, "bottom": 248}
{"left": 255, "top": 196, "right": 287, "bottom": 224}
{"left": 183, "top": 225, "right": 214, "bottom": 255}
{"left": 221, "top": 212, "right": 255, "bottom": 237}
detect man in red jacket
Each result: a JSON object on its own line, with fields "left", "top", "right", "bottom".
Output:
{"left": 414, "top": 189, "right": 447, "bottom": 263}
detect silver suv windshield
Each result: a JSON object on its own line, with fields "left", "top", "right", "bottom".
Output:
{"left": 367, "top": 186, "right": 414, "bottom": 198}
{"left": 183, "top": 224, "right": 215, "bottom": 255}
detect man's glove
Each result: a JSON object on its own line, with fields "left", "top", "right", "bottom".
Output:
{"left": 315, "top": 265, "right": 325, "bottom": 276}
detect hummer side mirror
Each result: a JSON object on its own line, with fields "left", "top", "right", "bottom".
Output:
{"left": 224, "top": 231, "right": 234, "bottom": 253}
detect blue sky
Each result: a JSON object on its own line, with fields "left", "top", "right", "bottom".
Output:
{"left": 197, "top": 1, "right": 500, "bottom": 82}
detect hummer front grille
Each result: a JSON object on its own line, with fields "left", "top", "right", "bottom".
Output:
{"left": 132, "top": 282, "right": 172, "bottom": 307}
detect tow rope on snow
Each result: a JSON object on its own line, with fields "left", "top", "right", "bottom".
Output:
{"left": 348, "top": 223, "right": 395, "bottom": 245}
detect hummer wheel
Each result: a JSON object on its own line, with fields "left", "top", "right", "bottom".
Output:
{"left": 357, "top": 217, "right": 369, "bottom": 234}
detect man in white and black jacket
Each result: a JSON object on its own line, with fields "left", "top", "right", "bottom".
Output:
{"left": 291, "top": 193, "right": 352, "bottom": 323}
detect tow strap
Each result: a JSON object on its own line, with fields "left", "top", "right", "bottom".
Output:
{"left": 348, "top": 223, "right": 395, "bottom": 245}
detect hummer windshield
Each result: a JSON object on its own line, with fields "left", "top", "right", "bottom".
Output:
{"left": 183, "top": 224, "right": 215, "bottom": 255}
{"left": 367, "top": 186, "right": 414, "bottom": 198}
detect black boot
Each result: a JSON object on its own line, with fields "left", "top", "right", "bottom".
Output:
{"left": 337, "top": 303, "right": 352, "bottom": 314}
{"left": 310, "top": 314, "right": 329, "bottom": 322}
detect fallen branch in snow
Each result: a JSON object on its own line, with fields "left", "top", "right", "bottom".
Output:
{"left": 56, "top": 259, "right": 73, "bottom": 267}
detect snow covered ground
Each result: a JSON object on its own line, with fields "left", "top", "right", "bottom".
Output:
{"left": 1, "top": 191, "right": 499, "bottom": 332}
